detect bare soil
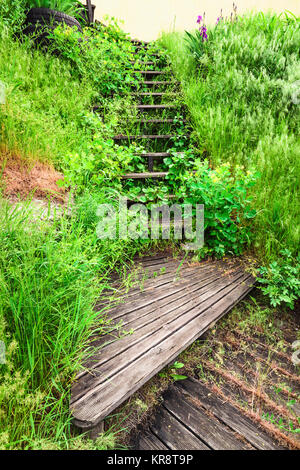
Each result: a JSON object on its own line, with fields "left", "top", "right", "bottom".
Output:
{"left": 0, "top": 153, "right": 67, "bottom": 202}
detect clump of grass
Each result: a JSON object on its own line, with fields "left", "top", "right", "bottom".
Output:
{"left": 160, "top": 12, "right": 300, "bottom": 261}
{"left": 0, "top": 27, "right": 95, "bottom": 165}
{"left": 0, "top": 193, "right": 140, "bottom": 449}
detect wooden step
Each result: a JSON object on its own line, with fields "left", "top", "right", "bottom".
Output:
{"left": 135, "top": 152, "right": 172, "bottom": 172}
{"left": 130, "top": 61, "right": 155, "bottom": 66}
{"left": 137, "top": 104, "right": 177, "bottom": 110}
{"left": 176, "top": 379, "right": 284, "bottom": 450}
{"left": 134, "top": 381, "right": 283, "bottom": 450}
{"left": 136, "top": 81, "right": 173, "bottom": 87}
{"left": 138, "top": 119, "right": 187, "bottom": 124}
{"left": 131, "top": 40, "right": 149, "bottom": 46}
{"left": 135, "top": 152, "right": 183, "bottom": 172}
{"left": 113, "top": 134, "right": 175, "bottom": 140}
{"left": 134, "top": 44, "right": 149, "bottom": 48}
{"left": 132, "top": 92, "right": 168, "bottom": 97}
{"left": 133, "top": 52, "right": 162, "bottom": 57}
{"left": 122, "top": 172, "right": 168, "bottom": 179}
{"left": 135, "top": 152, "right": 171, "bottom": 158}
{"left": 138, "top": 70, "right": 164, "bottom": 75}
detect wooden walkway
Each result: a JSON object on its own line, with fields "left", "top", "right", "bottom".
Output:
{"left": 70, "top": 254, "right": 255, "bottom": 430}
{"left": 132, "top": 378, "right": 285, "bottom": 450}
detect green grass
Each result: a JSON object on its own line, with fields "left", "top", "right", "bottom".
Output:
{"left": 0, "top": 190, "right": 144, "bottom": 449}
{"left": 0, "top": 19, "right": 138, "bottom": 166}
{"left": 0, "top": 30, "right": 96, "bottom": 164}
{"left": 160, "top": 12, "right": 300, "bottom": 261}
{"left": 0, "top": 13, "right": 145, "bottom": 449}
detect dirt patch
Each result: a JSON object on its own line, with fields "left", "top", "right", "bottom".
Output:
{"left": 0, "top": 154, "right": 67, "bottom": 202}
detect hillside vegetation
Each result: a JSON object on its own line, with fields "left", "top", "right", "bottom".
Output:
{"left": 0, "top": 4, "right": 299, "bottom": 449}
{"left": 160, "top": 12, "right": 300, "bottom": 260}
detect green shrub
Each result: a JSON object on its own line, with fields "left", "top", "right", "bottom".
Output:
{"left": 46, "top": 22, "right": 138, "bottom": 97}
{"left": 165, "top": 153, "right": 258, "bottom": 257}
{"left": 62, "top": 131, "right": 144, "bottom": 192}
{"left": 258, "top": 250, "right": 300, "bottom": 309}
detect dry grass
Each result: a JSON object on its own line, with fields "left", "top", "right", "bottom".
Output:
{"left": 0, "top": 151, "right": 66, "bottom": 202}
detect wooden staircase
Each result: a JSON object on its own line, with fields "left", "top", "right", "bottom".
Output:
{"left": 115, "top": 43, "right": 188, "bottom": 181}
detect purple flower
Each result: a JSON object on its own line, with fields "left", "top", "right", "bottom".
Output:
{"left": 197, "top": 15, "right": 203, "bottom": 24}
{"left": 200, "top": 25, "right": 208, "bottom": 41}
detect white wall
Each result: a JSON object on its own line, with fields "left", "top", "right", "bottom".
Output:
{"left": 88, "top": 0, "right": 300, "bottom": 41}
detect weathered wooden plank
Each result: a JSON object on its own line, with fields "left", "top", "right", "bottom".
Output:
{"left": 138, "top": 119, "right": 186, "bottom": 124}
{"left": 110, "top": 271, "right": 225, "bottom": 329}
{"left": 74, "top": 268, "right": 229, "bottom": 371}
{"left": 77, "top": 264, "right": 225, "bottom": 371}
{"left": 122, "top": 172, "right": 168, "bottom": 179}
{"left": 73, "top": 268, "right": 243, "bottom": 380}
{"left": 163, "top": 385, "right": 252, "bottom": 450}
{"left": 135, "top": 81, "right": 173, "bottom": 85}
{"left": 137, "top": 255, "right": 173, "bottom": 266}
{"left": 133, "top": 258, "right": 235, "bottom": 289}
{"left": 71, "top": 274, "right": 254, "bottom": 427}
{"left": 176, "top": 378, "right": 283, "bottom": 450}
{"left": 70, "top": 271, "right": 243, "bottom": 402}
{"left": 103, "top": 263, "right": 229, "bottom": 321}
{"left": 102, "top": 269, "right": 220, "bottom": 323}
{"left": 150, "top": 407, "right": 210, "bottom": 450}
{"left": 131, "top": 91, "right": 169, "bottom": 98}
{"left": 126, "top": 265, "right": 209, "bottom": 293}
{"left": 139, "top": 71, "right": 165, "bottom": 75}
{"left": 136, "top": 431, "right": 169, "bottom": 450}
{"left": 115, "top": 134, "right": 175, "bottom": 139}
{"left": 71, "top": 270, "right": 240, "bottom": 399}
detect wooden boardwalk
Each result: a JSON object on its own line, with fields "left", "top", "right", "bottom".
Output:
{"left": 132, "top": 378, "right": 285, "bottom": 450}
{"left": 70, "top": 254, "right": 255, "bottom": 430}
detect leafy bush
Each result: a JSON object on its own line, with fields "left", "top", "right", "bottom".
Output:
{"left": 63, "top": 132, "right": 144, "bottom": 192}
{"left": 46, "top": 22, "right": 138, "bottom": 97}
{"left": 258, "top": 250, "right": 300, "bottom": 309}
{"left": 165, "top": 153, "right": 258, "bottom": 257}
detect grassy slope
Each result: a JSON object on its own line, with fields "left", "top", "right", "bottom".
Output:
{"left": 160, "top": 13, "right": 300, "bottom": 260}
{"left": 0, "top": 31, "right": 96, "bottom": 164}
{"left": 0, "top": 23, "right": 142, "bottom": 449}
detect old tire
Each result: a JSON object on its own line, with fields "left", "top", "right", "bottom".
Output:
{"left": 23, "top": 8, "right": 82, "bottom": 42}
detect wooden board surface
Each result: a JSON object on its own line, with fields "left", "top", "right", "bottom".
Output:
{"left": 133, "top": 379, "right": 285, "bottom": 450}
{"left": 70, "top": 255, "right": 255, "bottom": 429}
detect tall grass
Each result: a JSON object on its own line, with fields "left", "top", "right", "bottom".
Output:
{"left": 160, "top": 13, "right": 300, "bottom": 260}
{"left": 0, "top": 191, "right": 140, "bottom": 449}
{"left": 0, "top": 16, "right": 142, "bottom": 449}
{"left": 0, "top": 27, "right": 96, "bottom": 164}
